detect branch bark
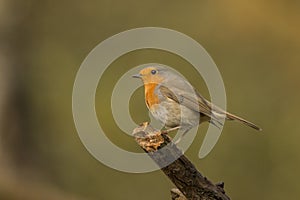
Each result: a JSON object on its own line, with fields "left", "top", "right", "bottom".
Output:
{"left": 133, "top": 122, "right": 230, "bottom": 200}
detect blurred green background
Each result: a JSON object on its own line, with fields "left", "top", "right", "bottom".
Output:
{"left": 0, "top": 0, "right": 299, "bottom": 199}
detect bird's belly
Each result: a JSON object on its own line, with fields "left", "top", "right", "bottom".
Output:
{"left": 149, "top": 100, "right": 200, "bottom": 129}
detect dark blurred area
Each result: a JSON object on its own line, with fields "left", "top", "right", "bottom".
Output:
{"left": 0, "top": 1, "right": 299, "bottom": 199}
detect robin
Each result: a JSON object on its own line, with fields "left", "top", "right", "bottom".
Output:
{"left": 133, "top": 66, "right": 261, "bottom": 141}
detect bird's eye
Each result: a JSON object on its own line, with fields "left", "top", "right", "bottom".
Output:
{"left": 151, "top": 70, "right": 157, "bottom": 75}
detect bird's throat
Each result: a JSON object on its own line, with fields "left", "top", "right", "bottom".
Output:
{"left": 144, "top": 83, "right": 160, "bottom": 108}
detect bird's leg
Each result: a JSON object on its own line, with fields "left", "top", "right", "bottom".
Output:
{"left": 162, "top": 126, "right": 181, "bottom": 134}
{"left": 173, "top": 129, "right": 189, "bottom": 145}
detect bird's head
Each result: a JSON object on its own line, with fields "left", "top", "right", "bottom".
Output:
{"left": 132, "top": 66, "right": 166, "bottom": 84}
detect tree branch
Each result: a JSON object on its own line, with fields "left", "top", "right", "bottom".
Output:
{"left": 133, "top": 122, "right": 230, "bottom": 200}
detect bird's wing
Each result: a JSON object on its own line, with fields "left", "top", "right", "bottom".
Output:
{"left": 158, "top": 84, "right": 222, "bottom": 120}
{"left": 158, "top": 83, "right": 261, "bottom": 131}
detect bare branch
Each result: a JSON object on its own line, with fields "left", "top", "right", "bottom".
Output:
{"left": 133, "top": 122, "right": 230, "bottom": 200}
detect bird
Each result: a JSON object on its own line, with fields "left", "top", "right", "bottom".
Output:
{"left": 132, "top": 66, "right": 261, "bottom": 142}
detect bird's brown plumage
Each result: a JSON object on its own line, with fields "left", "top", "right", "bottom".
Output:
{"left": 133, "top": 66, "right": 262, "bottom": 134}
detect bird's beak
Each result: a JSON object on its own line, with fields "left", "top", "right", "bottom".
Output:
{"left": 132, "top": 74, "right": 142, "bottom": 78}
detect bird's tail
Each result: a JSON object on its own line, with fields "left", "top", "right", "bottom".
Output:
{"left": 225, "top": 112, "right": 262, "bottom": 131}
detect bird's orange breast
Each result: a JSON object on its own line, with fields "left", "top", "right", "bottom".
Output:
{"left": 144, "top": 83, "right": 160, "bottom": 108}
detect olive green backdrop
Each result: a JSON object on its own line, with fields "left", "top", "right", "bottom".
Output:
{"left": 0, "top": 1, "right": 299, "bottom": 200}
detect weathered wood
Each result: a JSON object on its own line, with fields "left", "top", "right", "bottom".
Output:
{"left": 133, "top": 122, "right": 230, "bottom": 200}
{"left": 171, "top": 188, "right": 188, "bottom": 200}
